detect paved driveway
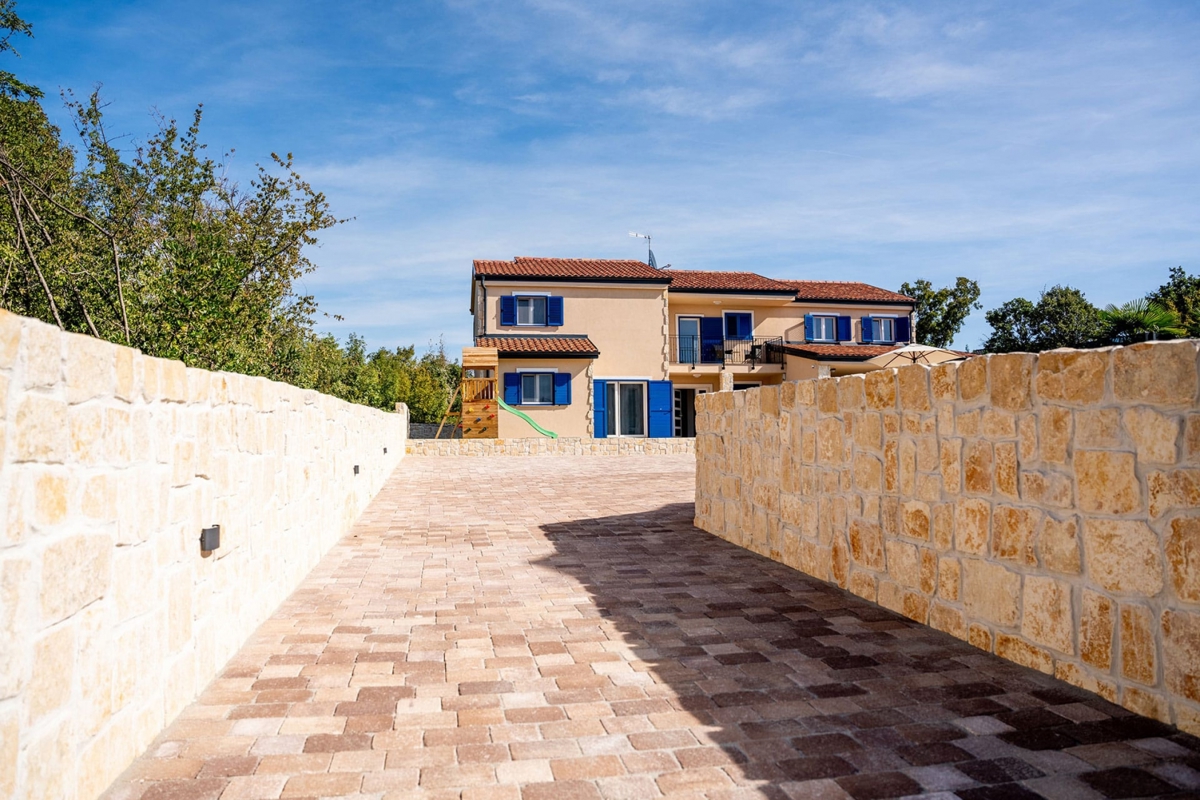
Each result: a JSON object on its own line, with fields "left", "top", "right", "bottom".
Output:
{"left": 107, "top": 455, "right": 1200, "bottom": 800}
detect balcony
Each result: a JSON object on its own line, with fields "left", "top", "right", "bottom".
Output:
{"left": 669, "top": 336, "right": 784, "bottom": 367}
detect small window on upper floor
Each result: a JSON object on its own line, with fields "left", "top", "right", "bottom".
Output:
{"left": 871, "top": 317, "right": 895, "bottom": 343}
{"left": 812, "top": 316, "right": 837, "bottom": 342}
{"left": 517, "top": 296, "right": 547, "bottom": 326}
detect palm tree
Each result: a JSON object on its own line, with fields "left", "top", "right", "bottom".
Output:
{"left": 1099, "top": 299, "right": 1186, "bottom": 344}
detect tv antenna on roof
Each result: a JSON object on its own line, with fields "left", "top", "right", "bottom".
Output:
{"left": 629, "top": 231, "right": 659, "bottom": 268}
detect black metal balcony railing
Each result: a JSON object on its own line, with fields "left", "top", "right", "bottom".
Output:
{"left": 669, "top": 336, "right": 784, "bottom": 366}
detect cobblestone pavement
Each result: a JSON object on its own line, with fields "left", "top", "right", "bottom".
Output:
{"left": 105, "top": 455, "right": 1200, "bottom": 800}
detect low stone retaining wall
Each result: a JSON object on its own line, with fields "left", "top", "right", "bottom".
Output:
{"left": 695, "top": 342, "right": 1200, "bottom": 735}
{"left": 0, "top": 310, "right": 406, "bottom": 800}
{"left": 406, "top": 436, "right": 694, "bottom": 456}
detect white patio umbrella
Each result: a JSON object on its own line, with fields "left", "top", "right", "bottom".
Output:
{"left": 866, "top": 344, "right": 970, "bottom": 369}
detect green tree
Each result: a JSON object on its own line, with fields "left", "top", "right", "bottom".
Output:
{"left": 1148, "top": 266, "right": 1200, "bottom": 337}
{"left": 983, "top": 285, "right": 1105, "bottom": 353}
{"left": 1098, "top": 299, "right": 1185, "bottom": 344}
{"left": 898, "top": 277, "right": 981, "bottom": 348}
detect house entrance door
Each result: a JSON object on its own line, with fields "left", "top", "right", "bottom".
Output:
{"left": 673, "top": 387, "right": 707, "bottom": 437}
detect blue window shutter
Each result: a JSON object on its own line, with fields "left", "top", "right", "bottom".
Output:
{"left": 593, "top": 380, "right": 607, "bottom": 438}
{"left": 500, "top": 296, "right": 516, "bottom": 326}
{"left": 647, "top": 381, "right": 673, "bottom": 438}
{"left": 503, "top": 373, "right": 520, "bottom": 405}
{"left": 804, "top": 314, "right": 814, "bottom": 342}
{"left": 837, "top": 316, "right": 852, "bottom": 342}
{"left": 700, "top": 317, "right": 724, "bottom": 363}
{"left": 896, "top": 317, "right": 911, "bottom": 343}
{"left": 553, "top": 372, "right": 571, "bottom": 405}
{"left": 861, "top": 317, "right": 874, "bottom": 343}
{"left": 546, "top": 296, "right": 564, "bottom": 326}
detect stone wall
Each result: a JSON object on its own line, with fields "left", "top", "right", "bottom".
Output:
{"left": 406, "top": 436, "right": 694, "bottom": 456}
{"left": 694, "top": 342, "right": 1200, "bottom": 735}
{"left": 0, "top": 310, "right": 406, "bottom": 800}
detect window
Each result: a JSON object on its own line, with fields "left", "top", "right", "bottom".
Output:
{"left": 517, "top": 296, "right": 547, "bottom": 326}
{"left": 520, "top": 372, "right": 554, "bottom": 404}
{"left": 677, "top": 317, "right": 701, "bottom": 362}
{"left": 868, "top": 317, "right": 895, "bottom": 343}
{"left": 605, "top": 382, "right": 646, "bottom": 437}
{"left": 812, "top": 316, "right": 836, "bottom": 342}
{"left": 724, "top": 312, "right": 753, "bottom": 340}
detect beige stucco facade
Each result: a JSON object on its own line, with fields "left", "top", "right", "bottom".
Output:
{"left": 668, "top": 296, "right": 914, "bottom": 345}
{"left": 494, "top": 357, "right": 592, "bottom": 438}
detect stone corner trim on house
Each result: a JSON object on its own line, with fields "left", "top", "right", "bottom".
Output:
{"left": 0, "top": 309, "right": 407, "bottom": 800}
{"left": 693, "top": 341, "right": 1200, "bottom": 736}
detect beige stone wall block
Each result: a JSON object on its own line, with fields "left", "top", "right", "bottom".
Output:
{"left": 1167, "top": 516, "right": 1200, "bottom": 602}
{"left": 929, "top": 602, "right": 967, "bottom": 639}
{"left": 937, "top": 557, "right": 961, "bottom": 600}
{"left": 1037, "top": 516, "right": 1081, "bottom": 574}
{"left": 853, "top": 412, "right": 882, "bottom": 451}
{"left": 1022, "top": 576, "right": 1073, "bottom": 654}
{"left": 0, "top": 703, "right": 15, "bottom": 799}
{"left": 40, "top": 534, "right": 113, "bottom": 624}
{"left": 26, "top": 623, "right": 74, "bottom": 722}
{"left": 1019, "top": 414, "right": 1038, "bottom": 462}
{"left": 989, "top": 354, "right": 1034, "bottom": 412}
{"left": 0, "top": 557, "right": 31, "bottom": 698}
{"left": 1177, "top": 703, "right": 1200, "bottom": 737}
{"left": 963, "top": 559, "right": 1021, "bottom": 627}
{"left": 21, "top": 722, "right": 70, "bottom": 800}
{"left": 897, "top": 365, "right": 931, "bottom": 411}
{"left": 817, "top": 379, "right": 838, "bottom": 413}
{"left": 959, "top": 357, "right": 987, "bottom": 402}
{"left": 1036, "top": 348, "right": 1107, "bottom": 406}
{"left": 1148, "top": 469, "right": 1200, "bottom": 519}
{"left": 995, "top": 442, "right": 1018, "bottom": 499}
{"left": 1081, "top": 590, "right": 1116, "bottom": 670}
{"left": 20, "top": 322, "right": 62, "bottom": 388}
{"left": 930, "top": 362, "right": 957, "bottom": 402}
{"left": 831, "top": 536, "right": 849, "bottom": 588}
{"left": 886, "top": 540, "right": 920, "bottom": 588}
{"left": 65, "top": 332, "right": 116, "bottom": 403}
{"left": 957, "top": 409, "right": 980, "bottom": 436}
{"left": 1162, "top": 609, "right": 1200, "bottom": 704}
{"left": 898, "top": 439, "right": 916, "bottom": 496}
{"left": 848, "top": 570, "right": 877, "bottom": 602}
{"left": 1114, "top": 341, "right": 1198, "bottom": 406}
{"left": 864, "top": 369, "right": 896, "bottom": 410}
{"left": 1039, "top": 407, "right": 1072, "bottom": 465}
{"left": 1121, "top": 687, "right": 1170, "bottom": 723}
{"left": 115, "top": 347, "right": 136, "bottom": 401}
{"left": 1076, "top": 408, "right": 1123, "bottom": 449}
{"left": 848, "top": 520, "right": 885, "bottom": 570}
{"left": 1020, "top": 471, "right": 1074, "bottom": 509}
{"left": 996, "top": 633, "right": 1054, "bottom": 674}
{"left": 993, "top": 505, "right": 1039, "bottom": 566}
{"left": 33, "top": 472, "right": 70, "bottom": 527}
{"left": 940, "top": 439, "right": 962, "bottom": 493}
{"left": 1120, "top": 604, "right": 1158, "bottom": 685}
{"left": 932, "top": 503, "right": 954, "bottom": 549}
{"left": 968, "top": 623, "right": 992, "bottom": 652}
{"left": 1083, "top": 519, "right": 1164, "bottom": 596}
{"left": 15, "top": 395, "right": 68, "bottom": 463}
{"left": 835, "top": 375, "right": 863, "bottom": 411}
{"left": 852, "top": 452, "right": 883, "bottom": 493}
{"left": 0, "top": 308, "right": 21, "bottom": 369}
{"left": 901, "top": 501, "right": 930, "bottom": 541}
{"left": 158, "top": 358, "right": 188, "bottom": 402}
{"left": 1056, "top": 662, "right": 1117, "bottom": 704}
{"left": 982, "top": 409, "right": 1016, "bottom": 440}
{"left": 69, "top": 405, "right": 105, "bottom": 466}
{"left": 955, "top": 498, "right": 991, "bottom": 555}
{"left": 817, "top": 418, "right": 843, "bottom": 464}
{"left": 1123, "top": 407, "right": 1180, "bottom": 464}
{"left": 920, "top": 549, "right": 937, "bottom": 595}
{"left": 964, "top": 440, "right": 993, "bottom": 495}
{"left": 1076, "top": 451, "right": 1142, "bottom": 515}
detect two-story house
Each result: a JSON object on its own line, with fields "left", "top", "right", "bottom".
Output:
{"left": 468, "top": 257, "right": 915, "bottom": 439}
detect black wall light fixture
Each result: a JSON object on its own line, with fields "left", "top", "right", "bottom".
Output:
{"left": 354, "top": 465, "right": 360, "bottom": 475}
{"left": 200, "top": 524, "right": 220, "bottom": 552}
{"left": 383, "top": 447, "right": 387, "bottom": 454}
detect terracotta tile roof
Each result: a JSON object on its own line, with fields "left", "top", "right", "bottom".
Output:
{"left": 774, "top": 280, "right": 914, "bottom": 304}
{"left": 779, "top": 343, "right": 900, "bottom": 361}
{"left": 473, "top": 257, "right": 670, "bottom": 282}
{"left": 666, "top": 270, "right": 798, "bottom": 294}
{"left": 476, "top": 335, "right": 600, "bottom": 357}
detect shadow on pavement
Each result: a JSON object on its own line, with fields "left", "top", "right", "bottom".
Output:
{"left": 536, "top": 502, "right": 1200, "bottom": 800}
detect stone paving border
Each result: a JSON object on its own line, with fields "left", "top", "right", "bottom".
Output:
{"left": 102, "top": 455, "right": 1200, "bottom": 799}
{"left": 405, "top": 437, "right": 694, "bottom": 456}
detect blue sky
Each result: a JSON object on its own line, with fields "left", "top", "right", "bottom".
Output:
{"left": 15, "top": 0, "right": 1200, "bottom": 352}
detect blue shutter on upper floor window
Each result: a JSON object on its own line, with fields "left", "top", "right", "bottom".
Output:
{"left": 861, "top": 317, "right": 875, "bottom": 344}
{"left": 647, "top": 381, "right": 673, "bottom": 438}
{"left": 546, "top": 296, "right": 564, "bottom": 326}
{"left": 553, "top": 373, "right": 571, "bottom": 405}
{"left": 896, "top": 317, "right": 911, "bottom": 343}
{"left": 836, "top": 316, "right": 852, "bottom": 342}
{"left": 503, "top": 373, "right": 520, "bottom": 405}
{"left": 500, "top": 296, "right": 516, "bottom": 326}
{"left": 804, "top": 314, "right": 814, "bottom": 342}
{"left": 592, "top": 380, "right": 607, "bottom": 438}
